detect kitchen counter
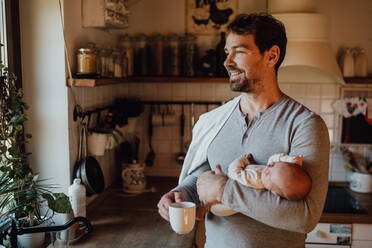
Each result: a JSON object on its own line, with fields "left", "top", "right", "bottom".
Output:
{"left": 63, "top": 177, "right": 195, "bottom": 248}
{"left": 320, "top": 182, "right": 372, "bottom": 224}
{"left": 64, "top": 179, "right": 372, "bottom": 247}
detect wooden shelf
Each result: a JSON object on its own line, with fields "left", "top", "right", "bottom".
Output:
{"left": 68, "top": 77, "right": 229, "bottom": 87}
{"left": 344, "top": 76, "right": 372, "bottom": 84}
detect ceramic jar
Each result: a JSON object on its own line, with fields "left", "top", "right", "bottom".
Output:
{"left": 350, "top": 172, "right": 372, "bottom": 193}
{"left": 121, "top": 162, "right": 146, "bottom": 193}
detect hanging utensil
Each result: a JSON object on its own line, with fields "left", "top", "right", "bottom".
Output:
{"left": 73, "top": 122, "right": 105, "bottom": 196}
{"left": 176, "top": 104, "right": 186, "bottom": 165}
{"left": 184, "top": 103, "right": 195, "bottom": 151}
{"left": 145, "top": 105, "right": 155, "bottom": 166}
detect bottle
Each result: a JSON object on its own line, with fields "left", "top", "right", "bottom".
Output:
{"left": 355, "top": 48, "right": 367, "bottom": 77}
{"left": 216, "top": 32, "right": 228, "bottom": 77}
{"left": 68, "top": 178, "right": 86, "bottom": 218}
{"left": 342, "top": 47, "right": 355, "bottom": 77}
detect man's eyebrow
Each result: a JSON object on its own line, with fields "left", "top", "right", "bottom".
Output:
{"left": 225, "top": 44, "right": 250, "bottom": 52}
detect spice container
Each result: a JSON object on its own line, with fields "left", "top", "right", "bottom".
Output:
{"left": 119, "top": 34, "right": 133, "bottom": 76}
{"left": 77, "top": 47, "right": 97, "bottom": 75}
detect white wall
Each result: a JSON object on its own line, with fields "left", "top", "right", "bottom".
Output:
{"left": 19, "top": 0, "right": 70, "bottom": 192}
{"left": 317, "top": 0, "right": 372, "bottom": 73}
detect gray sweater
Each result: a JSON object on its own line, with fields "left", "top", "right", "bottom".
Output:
{"left": 174, "top": 95, "right": 330, "bottom": 248}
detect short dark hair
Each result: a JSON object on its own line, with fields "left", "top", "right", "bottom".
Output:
{"left": 227, "top": 13, "right": 287, "bottom": 72}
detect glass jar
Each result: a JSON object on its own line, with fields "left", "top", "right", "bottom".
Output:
{"left": 134, "top": 33, "right": 148, "bottom": 76}
{"left": 184, "top": 34, "right": 197, "bottom": 77}
{"left": 99, "top": 48, "right": 109, "bottom": 77}
{"left": 77, "top": 47, "right": 97, "bottom": 75}
{"left": 107, "top": 48, "right": 114, "bottom": 78}
{"left": 169, "top": 34, "right": 180, "bottom": 76}
{"left": 119, "top": 34, "right": 133, "bottom": 76}
{"left": 113, "top": 49, "right": 123, "bottom": 78}
{"left": 153, "top": 34, "right": 163, "bottom": 76}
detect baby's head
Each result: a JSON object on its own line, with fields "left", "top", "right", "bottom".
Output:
{"left": 261, "top": 162, "right": 311, "bottom": 200}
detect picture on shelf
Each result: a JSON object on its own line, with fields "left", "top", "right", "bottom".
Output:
{"left": 186, "top": 0, "right": 238, "bottom": 35}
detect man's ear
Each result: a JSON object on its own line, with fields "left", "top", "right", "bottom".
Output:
{"left": 266, "top": 45, "right": 280, "bottom": 69}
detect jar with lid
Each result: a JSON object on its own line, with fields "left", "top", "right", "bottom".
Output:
{"left": 112, "top": 49, "right": 123, "bottom": 78}
{"left": 134, "top": 33, "right": 148, "bottom": 76}
{"left": 119, "top": 34, "right": 133, "bottom": 76}
{"left": 355, "top": 48, "right": 367, "bottom": 77}
{"left": 342, "top": 47, "right": 355, "bottom": 77}
{"left": 77, "top": 47, "right": 97, "bottom": 75}
{"left": 169, "top": 34, "right": 180, "bottom": 76}
{"left": 184, "top": 34, "right": 197, "bottom": 77}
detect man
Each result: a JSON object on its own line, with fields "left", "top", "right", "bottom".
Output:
{"left": 158, "top": 13, "right": 329, "bottom": 248}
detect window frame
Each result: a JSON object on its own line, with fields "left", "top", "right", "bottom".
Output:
{"left": 3, "top": 0, "right": 22, "bottom": 88}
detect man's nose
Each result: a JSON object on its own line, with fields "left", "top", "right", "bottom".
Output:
{"left": 224, "top": 53, "right": 236, "bottom": 69}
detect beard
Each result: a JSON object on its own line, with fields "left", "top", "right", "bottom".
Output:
{"left": 229, "top": 70, "right": 260, "bottom": 93}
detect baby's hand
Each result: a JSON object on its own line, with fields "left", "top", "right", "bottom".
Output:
{"left": 243, "top": 153, "right": 254, "bottom": 164}
{"left": 228, "top": 153, "right": 254, "bottom": 179}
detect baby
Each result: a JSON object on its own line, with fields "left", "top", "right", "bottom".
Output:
{"left": 210, "top": 153, "right": 311, "bottom": 216}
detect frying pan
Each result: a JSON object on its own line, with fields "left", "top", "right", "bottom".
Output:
{"left": 73, "top": 122, "right": 105, "bottom": 196}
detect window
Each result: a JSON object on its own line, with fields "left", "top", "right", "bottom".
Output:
{"left": 0, "top": 0, "right": 7, "bottom": 66}
{"left": 0, "top": 0, "right": 21, "bottom": 88}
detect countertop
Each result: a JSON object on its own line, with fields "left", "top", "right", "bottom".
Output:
{"left": 64, "top": 178, "right": 372, "bottom": 247}
{"left": 320, "top": 182, "right": 372, "bottom": 224}
{"left": 61, "top": 177, "right": 195, "bottom": 248}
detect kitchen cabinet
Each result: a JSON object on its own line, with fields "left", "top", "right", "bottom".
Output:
{"left": 82, "top": 0, "right": 130, "bottom": 29}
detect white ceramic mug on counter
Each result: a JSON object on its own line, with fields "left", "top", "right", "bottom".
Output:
{"left": 350, "top": 172, "right": 372, "bottom": 193}
{"left": 169, "top": 201, "right": 196, "bottom": 235}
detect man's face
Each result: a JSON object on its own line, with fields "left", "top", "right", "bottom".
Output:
{"left": 224, "top": 33, "right": 266, "bottom": 93}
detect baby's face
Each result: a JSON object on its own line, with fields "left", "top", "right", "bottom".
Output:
{"left": 261, "top": 162, "right": 289, "bottom": 196}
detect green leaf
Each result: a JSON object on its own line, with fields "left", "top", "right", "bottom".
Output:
{"left": 42, "top": 193, "right": 72, "bottom": 214}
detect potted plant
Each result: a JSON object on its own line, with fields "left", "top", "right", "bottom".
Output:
{"left": 0, "top": 53, "right": 72, "bottom": 247}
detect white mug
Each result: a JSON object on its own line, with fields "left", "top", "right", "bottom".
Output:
{"left": 169, "top": 202, "right": 196, "bottom": 234}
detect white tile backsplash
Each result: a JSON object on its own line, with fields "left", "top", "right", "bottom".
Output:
{"left": 74, "top": 80, "right": 362, "bottom": 181}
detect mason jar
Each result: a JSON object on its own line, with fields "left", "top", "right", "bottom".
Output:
{"left": 77, "top": 48, "right": 97, "bottom": 75}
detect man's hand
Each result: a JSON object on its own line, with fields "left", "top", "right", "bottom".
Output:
{"left": 157, "top": 191, "right": 184, "bottom": 222}
{"left": 197, "top": 165, "right": 228, "bottom": 209}
{"left": 196, "top": 204, "right": 208, "bottom": 221}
